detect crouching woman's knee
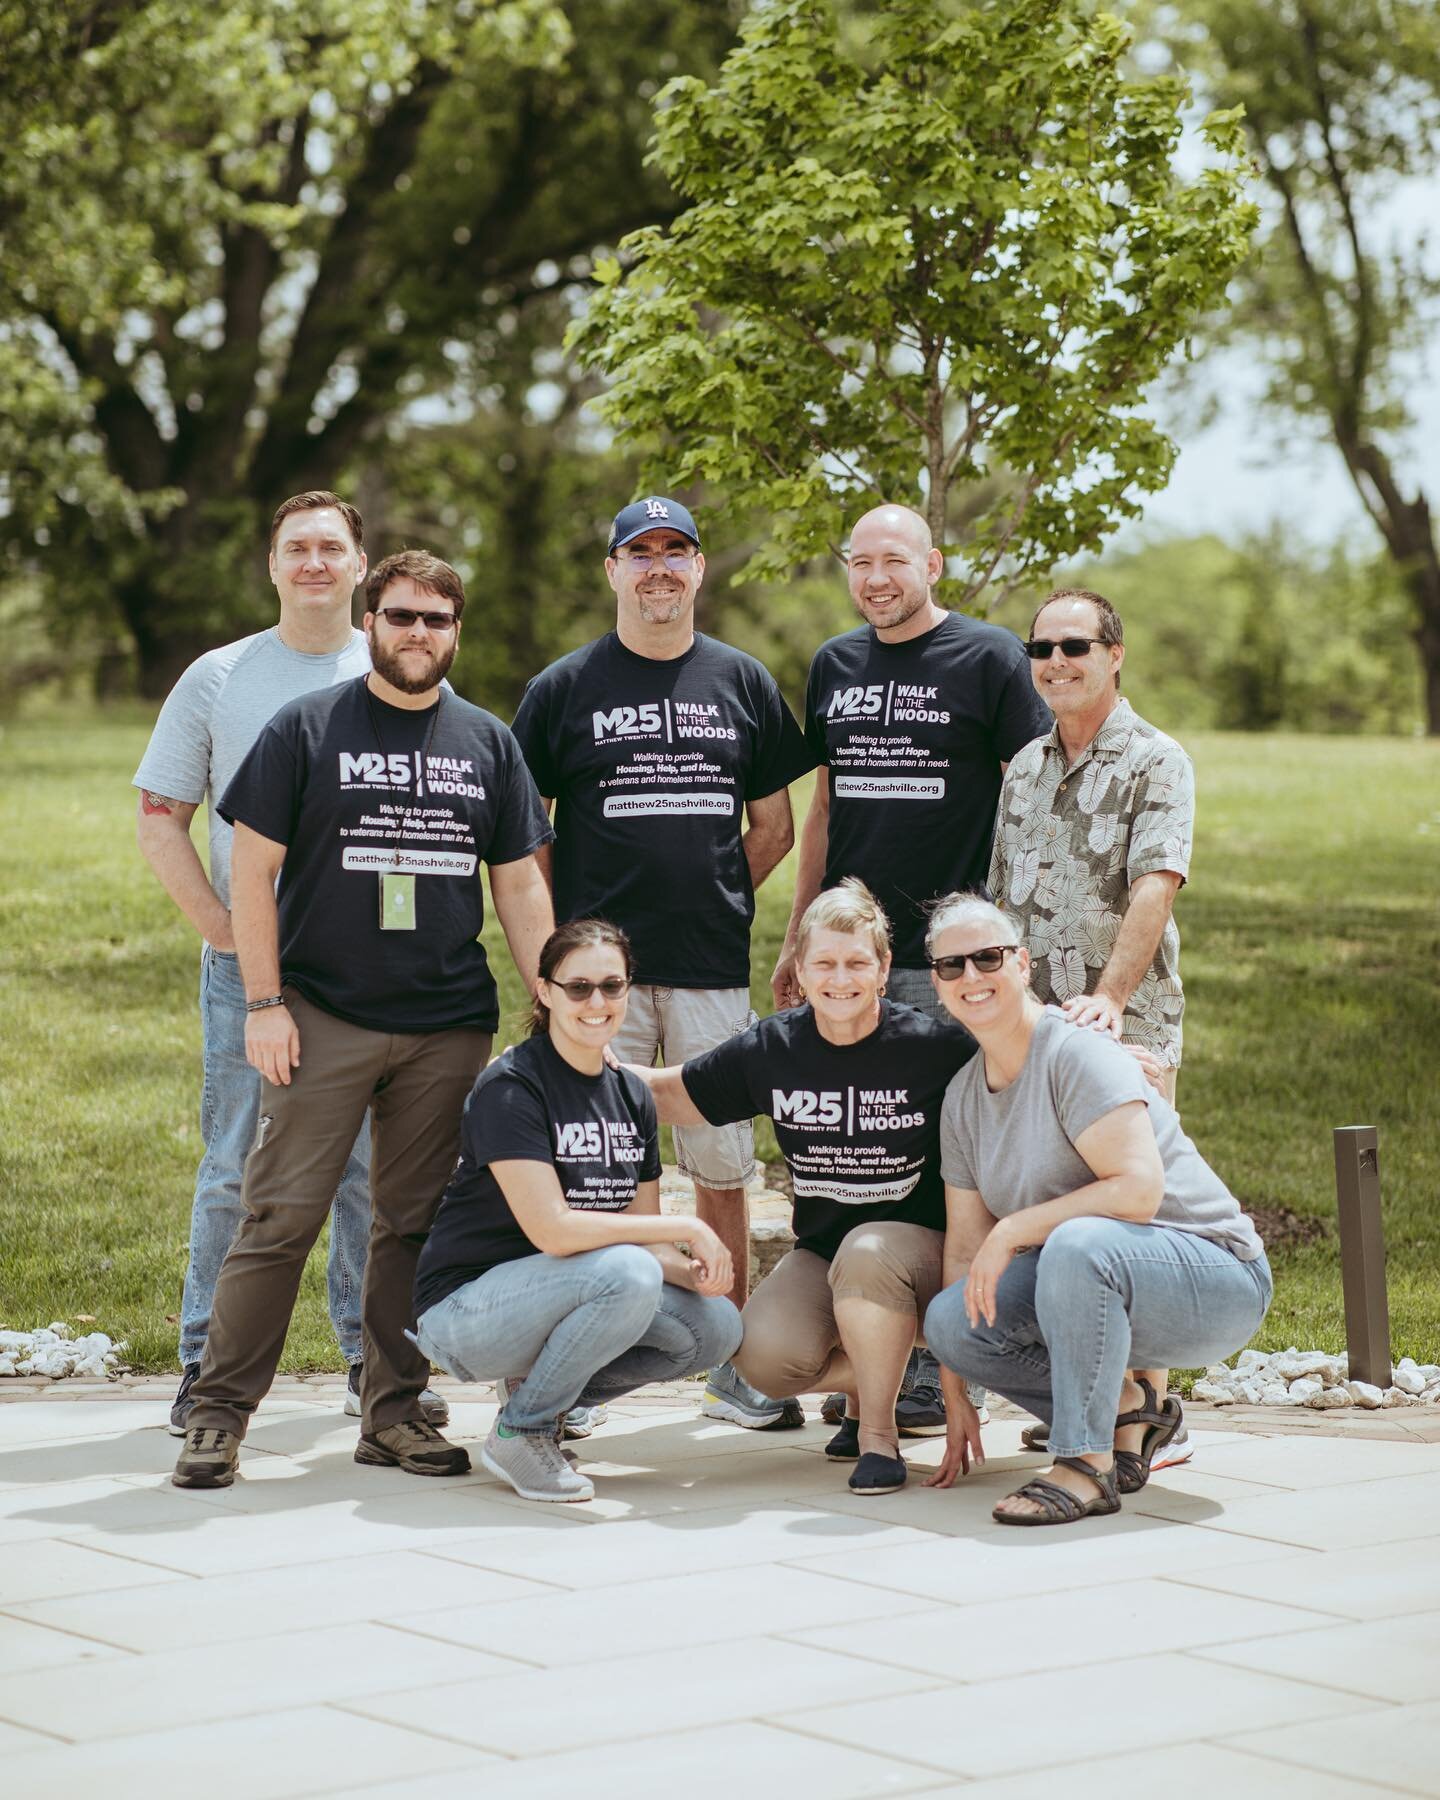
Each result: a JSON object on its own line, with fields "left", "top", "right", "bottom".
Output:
{"left": 588, "top": 1242, "right": 666, "bottom": 1308}
{"left": 1033, "top": 1216, "right": 1125, "bottom": 1308}
{"left": 923, "top": 1282, "right": 983, "bottom": 1380}
{"left": 691, "top": 1294, "right": 744, "bottom": 1373}
{"left": 828, "top": 1225, "right": 918, "bottom": 1309}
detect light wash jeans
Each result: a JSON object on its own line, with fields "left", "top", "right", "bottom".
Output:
{"left": 180, "top": 946, "right": 369, "bottom": 1368}
{"left": 415, "top": 1244, "right": 743, "bottom": 1436}
{"left": 925, "top": 1217, "right": 1273, "bottom": 1458}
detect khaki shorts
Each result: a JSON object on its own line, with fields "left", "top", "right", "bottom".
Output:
{"left": 612, "top": 984, "right": 756, "bottom": 1189}
{"left": 732, "top": 1220, "right": 945, "bottom": 1398}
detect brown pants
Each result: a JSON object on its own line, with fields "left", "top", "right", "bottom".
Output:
{"left": 733, "top": 1222, "right": 945, "bottom": 1399}
{"left": 188, "top": 990, "right": 490, "bottom": 1437}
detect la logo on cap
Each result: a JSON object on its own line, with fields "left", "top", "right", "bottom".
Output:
{"left": 643, "top": 499, "right": 670, "bottom": 519}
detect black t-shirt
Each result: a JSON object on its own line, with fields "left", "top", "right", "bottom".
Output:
{"left": 219, "top": 678, "right": 553, "bottom": 1033}
{"left": 413, "top": 1034, "right": 663, "bottom": 1317}
{"left": 512, "top": 632, "right": 814, "bottom": 988}
{"left": 805, "top": 613, "right": 1051, "bottom": 966}
{"left": 683, "top": 1000, "right": 976, "bottom": 1260}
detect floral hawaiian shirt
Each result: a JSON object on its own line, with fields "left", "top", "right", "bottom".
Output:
{"left": 988, "top": 699, "right": 1194, "bottom": 1061}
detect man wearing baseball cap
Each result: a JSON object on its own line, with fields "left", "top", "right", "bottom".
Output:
{"left": 512, "top": 495, "right": 816, "bottom": 1430}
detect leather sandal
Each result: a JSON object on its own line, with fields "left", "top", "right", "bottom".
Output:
{"left": 1113, "top": 1377, "right": 1183, "bottom": 1495}
{"left": 992, "top": 1455, "right": 1122, "bottom": 1527}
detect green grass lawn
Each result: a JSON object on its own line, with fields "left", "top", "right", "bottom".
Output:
{"left": 2, "top": 711, "right": 1437, "bottom": 1375}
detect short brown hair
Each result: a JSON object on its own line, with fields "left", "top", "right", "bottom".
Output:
{"left": 794, "top": 877, "right": 892, "bottom": 967}
{"left": 1031, "top": 586, "right": 1123, "bottom": 688}
{"left": 366, "top": 549, "right": 466, "bottom": 621}
{"left": 269, "top": 490, "right": 364, "bottom": 552}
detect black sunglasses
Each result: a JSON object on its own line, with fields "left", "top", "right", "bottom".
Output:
{"left": 927, "top": 946, "right": 1018, "bottom": 980}
{"left": 549, "top": 977, "right": 630, "bottom": 1001}
{"left": 375, "top": 606, "right": 459, "bottom": 632}
{"left": 1025, "top": 636, "right": 1104, "bottom": 660}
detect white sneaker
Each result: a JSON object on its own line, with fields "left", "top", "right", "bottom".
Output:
{"left": 481, "top": 1424, "right": 594, "bottom": 1503}
{"left": 1151, "top": 1421, "right": 1193, "bottom": 1472}
{"left": 344, "top": 1364, "right": 449, "bottom": 1426}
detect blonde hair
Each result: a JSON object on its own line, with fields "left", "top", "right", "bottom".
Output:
{"left": 795, "top": 877, "right": 892, "bottom": 965}
{"left": 925, "top": 891, "right": 1020, "bottom": 958}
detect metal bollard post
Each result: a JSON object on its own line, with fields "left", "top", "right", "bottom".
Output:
{"left": 1333, "top": 1126, "right": 1391, "bottom": 1391}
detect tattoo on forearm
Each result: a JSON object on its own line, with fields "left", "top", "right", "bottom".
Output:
{"left": 142, "top": 792, "right": 178, "bottom": 815}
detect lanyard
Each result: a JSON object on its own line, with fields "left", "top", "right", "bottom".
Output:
{"left": 363, "top": 679, "right": 444, "bottom": 866}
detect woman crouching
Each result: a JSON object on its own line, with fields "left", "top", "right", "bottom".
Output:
{"left": 411, "top": 920, "right": 741, "bottom": 1504}
{"left": 922, "top": 894, "right": 1271, "bottom": 1525}
{"left": 625, "top": 880, "right": 977, "bottom": 1496}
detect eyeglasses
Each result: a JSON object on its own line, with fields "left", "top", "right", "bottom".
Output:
{"left": 927, "top": 946, "right": 1018, "bottom": 980}
{"left": 1025, "top": 637, "right": 1104, "bottom": 660}
{"left": 548, "top": 977, "right": 631, "bottom": 1001}
{"left": 620, "top": 550, "right": 696, "bottom": 572}
{"left": 375, "top": 606, "right": 459, "bottom": 632}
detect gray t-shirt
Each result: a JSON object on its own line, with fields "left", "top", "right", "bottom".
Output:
{"left": 133, "top": 627, "right": 370, "bottom": 908}
{"left": 940, "top": 1009, "right": 1262, "bottom": 1261}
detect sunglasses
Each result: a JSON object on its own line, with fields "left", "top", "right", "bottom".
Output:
{"left": 548, "top": 977, "right": 631, "bottom": 1001}
{"left": 927, "top": 946, "right": 1018, "bottom": 980}
{"left": 1025, "top": 637, "right": 1104, "bottom": 660}
{"left": 375, "top": 606, "right": 459, "bottom": 632}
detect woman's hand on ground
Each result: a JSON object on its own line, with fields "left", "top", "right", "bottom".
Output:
{"left": 924, "top": 1378, "right": 985, "bottom": 1488}
{"left": 964, "top": 1220, "right": 1018, "bottom": 1327}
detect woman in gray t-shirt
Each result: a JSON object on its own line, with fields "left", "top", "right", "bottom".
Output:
{"left": 920, "top": 895, "right": 1271, "bottom": 1527}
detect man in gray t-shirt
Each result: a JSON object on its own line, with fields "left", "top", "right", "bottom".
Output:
{"left": 133, "top": 490, "right": 443, "bottom": 1435}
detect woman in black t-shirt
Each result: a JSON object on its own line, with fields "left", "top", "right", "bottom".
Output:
{"left": 625, "top": 880, "right": 975, "bottom": 1497}
{"left": 413, "top": 920, "right": 741, "bottom": 1505}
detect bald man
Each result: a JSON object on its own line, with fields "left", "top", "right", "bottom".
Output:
{"left": 774, "top": 504, "right": 1051, "bottom": 1436}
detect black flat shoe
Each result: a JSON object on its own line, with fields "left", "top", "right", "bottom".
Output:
{"left": 825, "top": 1418, "right": 860, "bottom": 1460}
{"left": 848, "top": 1450, "right": 907, "bottom": 1494}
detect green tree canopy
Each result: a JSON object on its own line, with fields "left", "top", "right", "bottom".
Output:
{"left": 0, "top": 0, "right": 738, "bottom": 692}
{"left": 1153, "top": 0, "right": 1440, "bottom": 731}
{"left": 571, "top": 0, "right": 1257, "bottom": 608}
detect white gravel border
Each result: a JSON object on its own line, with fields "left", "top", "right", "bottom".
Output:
{"left": 1195, "top": 1347, "right": 1440, "bottom": 1410}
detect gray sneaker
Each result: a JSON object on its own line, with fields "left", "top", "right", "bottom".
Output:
{"left": 481, "top": 1424, "right": 595, "bottom": 1502}
{"left": 700, "top": 1360, "right": 794, "bottom": 1428}
{"left": 494, "top": 1378, "right": 579, "bottom": 1467}
{"left": 561, "top": 1402, "right": 609, "bottom": 1440}
{"left": 344, "top": 1362, "right": 449, "bottom": 1427}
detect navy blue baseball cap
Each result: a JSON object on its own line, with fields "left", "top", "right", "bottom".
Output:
{"left": 608, "top": 495, "right": 701, "bottom": 554}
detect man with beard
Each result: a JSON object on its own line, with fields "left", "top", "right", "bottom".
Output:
{"left": 135, "top": 490, "right": 405, "bottom": 1437}
{"left": 172, "top": 550, "right": 555, "bottom": 1488}
{"left": 771, "top": 503, "right": 1051, "bottom": 1437}
{"left": 512, "top": 497, "right": 815, "bottom": 1430}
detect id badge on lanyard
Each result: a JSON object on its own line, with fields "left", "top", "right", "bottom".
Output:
{"left": 379, "top": 869, "right": 416, "bottom": 930}
{"left": 365, "top": 683, "right": 442, "bottom": 932}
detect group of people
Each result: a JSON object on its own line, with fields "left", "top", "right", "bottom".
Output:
{"left": 134, "top": 485, "right": 1270, "bottom": 1524}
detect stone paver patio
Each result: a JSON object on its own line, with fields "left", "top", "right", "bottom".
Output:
{"left": 2, "top": 1377, "right": 1438, "bottom": 1798}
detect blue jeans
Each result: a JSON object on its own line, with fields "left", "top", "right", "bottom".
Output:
{"left": 181, "top": 946, "right": 369, "bottom": 1368}
{"left": 925, "top": 1218, "right": 1273, "bottom": 1458}
{"left": 415, "top": 1245, "right": 743, "bottom": 1436}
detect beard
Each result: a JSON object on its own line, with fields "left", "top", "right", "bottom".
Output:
{"left": 367, "top": 627, "right": 457, "bottom": 694}
{"left": 854, "top": 587, "right": 927, "bottom": 631}
{"left": 635, "top": 582, "right": 686, "bottom": 625}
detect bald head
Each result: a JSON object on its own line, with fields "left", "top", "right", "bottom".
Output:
{"left": 849, "top": 504, "right": 933, "bottom": 556}
{"left": 846, "top": 504, "right": 944, "bottom": 641}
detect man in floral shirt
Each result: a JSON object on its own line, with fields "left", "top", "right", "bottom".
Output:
{"left": 989, "top": 587, "right": 1193, "bottom": 1097}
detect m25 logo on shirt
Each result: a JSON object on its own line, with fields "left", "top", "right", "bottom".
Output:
{"left": 772, "top": 1089, "right": 843, "bottom": 1126}
{"left": 825, "top": 685, "right": 884, "bottom": 719}
{"left": 593, "top": 704, "right": 662, "bottom": 740}
{"left": 339, "top": 751, "right": 412, "bottom": 787}
{"left": 555, "top": 1122, "right": 604, "bottom": 1157}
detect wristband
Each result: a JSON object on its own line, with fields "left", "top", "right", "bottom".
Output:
{"left": 245, "top": 995, "right": 286, "bottom": 1013}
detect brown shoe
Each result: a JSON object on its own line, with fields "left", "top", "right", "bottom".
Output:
{"left": 172, "top": 1426, "right": 240, "bottom": 1488}
{"left": 355, "top": 1419, "right": 470, "bottom": 1476}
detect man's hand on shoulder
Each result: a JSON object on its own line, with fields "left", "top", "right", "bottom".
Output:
{"left": 1062, "top": 991, "right": 1125, "bottom": 1038}
{"left": 245, "top": 1005, "right": 300, "bottom": 1087}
